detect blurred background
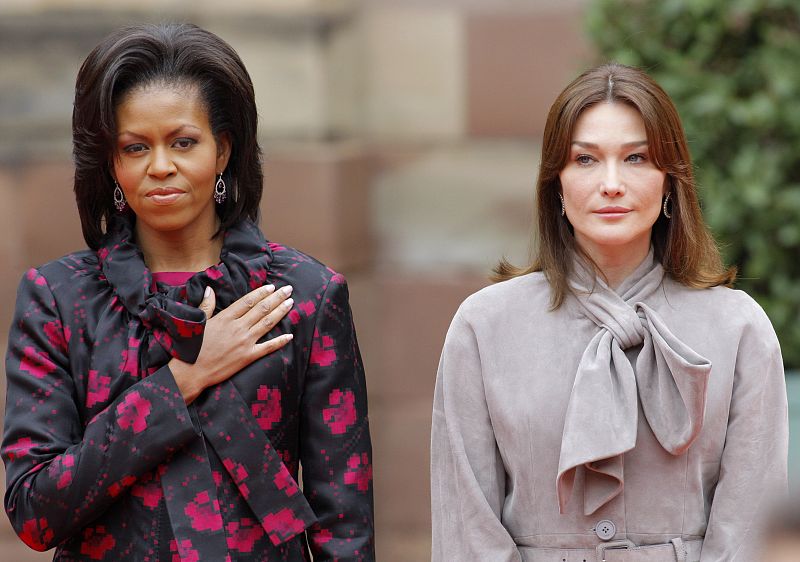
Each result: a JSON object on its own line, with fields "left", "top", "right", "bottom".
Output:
{"left": 0, "top": 0, "right": 797, "bottom": 560}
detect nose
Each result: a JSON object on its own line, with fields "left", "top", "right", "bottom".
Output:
{"left": 601, "top": 162, "right": 625, "bottom": 197}
{"left": 147, "top": 146, "right": 177, "bottom": 179}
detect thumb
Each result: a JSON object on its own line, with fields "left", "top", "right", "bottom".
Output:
{"left": 199, "top": 286, "right": 216, "bottom": 319}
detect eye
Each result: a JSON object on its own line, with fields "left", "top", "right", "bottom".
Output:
{"left": 576, "top": 154, "right": 594, "bottom": 165}
{"left": 173, "top": 137, "right": 197, "bottom": 149}
{"left": 122, "top": 143, "right": 147, "bottom": 154}
{"left": 626, "top": 153, "right": 647, "bottom": 163}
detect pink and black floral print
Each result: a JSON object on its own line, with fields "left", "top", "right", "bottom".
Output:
{"left": 2, "top": 216, "right": 374, "bottom": 561}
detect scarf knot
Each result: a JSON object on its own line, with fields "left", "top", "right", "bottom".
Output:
{"left": 138, "top": 294, "right": 206, "bottom": 363}
{"left": 557, "top": 251, "right": 711, "bottom": 516}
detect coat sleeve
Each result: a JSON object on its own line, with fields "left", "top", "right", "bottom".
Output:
{"left": 2, "top": 268, "right": 197, "bottom": 551}
{"left": 298, "top": 274, "right": 375, "bottom": 561}
{"left": 700, "top": 299, "right": 789, "bottom": 561}
{"left": 431, "top": 305, "right": 521, "bottom": 562}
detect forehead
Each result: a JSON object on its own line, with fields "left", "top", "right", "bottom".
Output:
{"left": 571, "top": 102, "right": 646, "bottom": 143}
{"left": 115, "top": 84, "right": 209, "bottom": 129}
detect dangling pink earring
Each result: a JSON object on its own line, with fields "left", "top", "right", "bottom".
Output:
{"left": 214, "top": 173, "right": 226, "bottom": 204}
{"left": 113, "top": 181, "right": 127, "bottom": 211}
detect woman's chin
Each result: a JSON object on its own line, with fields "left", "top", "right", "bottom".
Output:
{"left": 575, "top": 231, "right": 652, "bottom": 255}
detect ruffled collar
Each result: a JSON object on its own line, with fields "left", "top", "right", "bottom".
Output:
{"left": 98, "top": 214, "right": 274, "bottom": 363}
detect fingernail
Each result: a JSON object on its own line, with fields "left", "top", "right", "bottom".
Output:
{"left": 265, "top": 284, "right": 275, "bottom": 292}
{"left": 282, "top": 285, "right": 293, "bottom": 296}
{"left": 285, "top": 333, "right": 294, "bottom": 341}
{"left": 284, "top": 298, "right": 294, "bottom": 308}
{"left": 204, "top": 286, "right": 211, "bottom": 298}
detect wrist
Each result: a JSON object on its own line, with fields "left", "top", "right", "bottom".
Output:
{"left": 168, "top": 358, "right": 204, "bottom": 405}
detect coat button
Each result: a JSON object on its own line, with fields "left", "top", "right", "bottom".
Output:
{"left": 595, "top": 519, "right": 616, "bottom": 541}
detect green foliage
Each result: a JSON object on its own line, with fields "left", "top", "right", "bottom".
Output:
{"left": 587, "top": 0, "right": 800, "bottom": 368}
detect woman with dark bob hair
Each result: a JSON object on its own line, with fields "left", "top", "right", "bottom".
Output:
{"left": 431, "top": 63, "right": 788, "bottom": 561}
{"left": 2, "top": 23, "right": 374, "bottom": 561}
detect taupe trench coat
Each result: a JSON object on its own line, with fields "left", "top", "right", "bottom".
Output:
{"left": 431, "top": 255, "right": 788, "bottom": 562}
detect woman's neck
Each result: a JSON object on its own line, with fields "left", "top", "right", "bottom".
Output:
{"left": 135, "top": 218, "right": 223, "bottom": 273}
{"left": 579, "top": 238, "right": 651, "bottom": 290}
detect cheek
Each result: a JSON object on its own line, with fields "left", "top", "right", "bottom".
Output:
{"left": 639, "top": 171, "right": 668, "bottom": 208}
{"left": 113, "top": 160, "right": 137, "bottom": 191}
{"left": 187, "top": 154, "right": 220, "bottom": 186}
{"left": 559, "top": 169, "right": 591, "bottom": 205}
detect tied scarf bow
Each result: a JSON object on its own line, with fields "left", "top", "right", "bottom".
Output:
{"left": 99, "top": 216, "right": 317, "bottom": 559}
{"left": 101, "top": 221, "right": 266, "bottom": 365}
{"left": 138, "top": 294, "right": 206, "bottom": 363}
{"left": 557, "top": 251, "right": 711, "bottom": 516}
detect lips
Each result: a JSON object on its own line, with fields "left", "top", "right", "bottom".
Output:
{"left": 595, "top": 206, "right": 631, "bottom": 214}
{"left": 146, "top": 186, "right": 185, "bottom": 205}
{"left": 594, "top": 206, "right": 631, "bottom": 217}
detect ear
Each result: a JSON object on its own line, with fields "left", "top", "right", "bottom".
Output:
{"left": 108, "top": 155, "right": 118, "bottom": 184}
{"left": 216, "top": 132, "right": 232, "bottom": 173}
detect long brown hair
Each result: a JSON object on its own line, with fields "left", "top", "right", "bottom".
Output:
{"left": 495, "top": 63, "right": 735, "bottom": 306}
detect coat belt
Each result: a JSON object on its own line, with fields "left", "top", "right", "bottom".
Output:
{"left": 519, "top": 538, "right": 703, "bottom": 562}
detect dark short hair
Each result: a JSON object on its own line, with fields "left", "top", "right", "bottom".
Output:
{"left": 73, "top": 22, "right": 262, "bottom": 249}
{"left": 494, "top": 63, "right": 735, "bottom": 303}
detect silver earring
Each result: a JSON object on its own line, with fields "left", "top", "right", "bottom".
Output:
{"left": 663, "top": 192, "right": 672, "bottom": 219}
{"left": 214, "top": 174, "right": 226, "bottom": 204}
{"left": 113, "top": 181, "right": 126, "bottom": 212}
{"left": 558, "top": 193, "right": 566, "bottom": 217}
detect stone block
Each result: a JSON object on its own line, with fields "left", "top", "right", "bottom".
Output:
{"left": 0, "top": 159, "right": 81, "bottom": 350}
{"left": 362, "top": 5, "right": 465, "bottom": 140}
{"left": 466, "top": 8, "right": 593, "bottom": 137}
{"left": 16, "top": 159, "right": 84, "bottom": 269}
{"left": 377, "top": 529, "right": 431, "bottom": 562}
{"left": 223, "top": 31, "right": 329, "bottom": 139}
{"left": 373, "top": 141, "right": 540, "bottom": 273}
{"left": 0, "top": 5, "right": 361, "bottom": 153}
{"left": 362, "top": 274, "right": 488, "bottom": 402}
{"left": 370, "top": 397, "right": 433, "bottom": 546}
{"left": 0, "top": 168, "right": 22, "bottom": 318}
{"left": 260, "top": 141, "right": 373, "bottom": 273}
{"left": 347, "top": 272, "right": 488, "bottom": 546}
{"left": 208, "top": 1, "right": 361, "bottom": 140}
{"left": 325, "top": 12, "right": 363, "bottom": 138}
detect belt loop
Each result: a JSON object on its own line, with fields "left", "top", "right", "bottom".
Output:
{"left": 670, "top": 538, "right": 686, "bottom": 562}
{"left": 595, "top": 539, "right": 635, "bottom": 562}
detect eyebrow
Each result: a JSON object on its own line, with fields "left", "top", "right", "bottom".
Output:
{"left": 117, "top": 124, "right": 202, "bottom": 139}
{"left": 571, "top": 140, "right": 648, "bottom": 149}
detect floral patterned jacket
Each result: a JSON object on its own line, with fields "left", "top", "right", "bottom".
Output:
{"left": 2, "top": 216, "right": 374, "bottom": 561}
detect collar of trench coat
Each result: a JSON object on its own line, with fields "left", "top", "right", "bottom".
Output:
{"left": 556, "top": 249, "right": 712, "bottom": 516}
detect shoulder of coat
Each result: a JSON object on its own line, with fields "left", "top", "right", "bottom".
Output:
{"left": 34, "top": 249, "right": 100, "bottom": 284}
{"left": 663, "top": 278, "right": 774, "bottom": 332}
{"left": 458, "top": 271, "right": 551, "bottom": 318}
{"left": 264, "top": 242, "right": 348, "bottom": 305}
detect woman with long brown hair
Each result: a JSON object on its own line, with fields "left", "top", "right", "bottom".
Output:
{"left": 431, "top": 63, "right": 787, "bottom": 561}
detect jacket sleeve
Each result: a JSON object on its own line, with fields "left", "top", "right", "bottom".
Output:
{"left": 431, "top": 305, "right": 521, "bottom": 562}
{"left": 2, "top": 268, "right": 197, "bottom": 551}
{"left": 299, "top": 274, "right": 375, "bottom": 561}
{"left": 700, "top": 299, "right": 789, "bottom": 561}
